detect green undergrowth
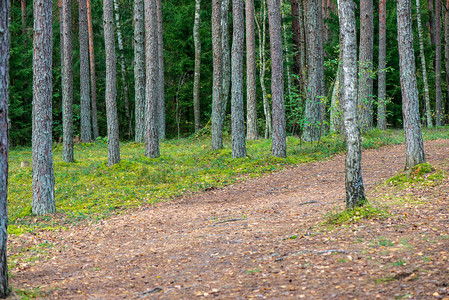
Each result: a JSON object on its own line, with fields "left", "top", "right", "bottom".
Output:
{"left": 8, "top": 127, "right": 449, "bottom": 234}
{"left": 386, "top": 163, "right": 445, "bottom": 188}
{"left": 324, "top": 202, "right": 390, "bottom": 226}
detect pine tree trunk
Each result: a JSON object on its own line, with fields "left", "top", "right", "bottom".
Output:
{"left": 62, "top": 0, "right": 74, "bottom": 162}
{"left": 268, "top": 0, "right": 286, "bottom": 157}
{"left": 86, "top": 0, "right": 99, "bottom": 140}
{"left": 220, "top": 0, "right": 231, "bottom": 126}
{"left": 435, "top": 0, "right": 443, "bottom": 126}
{"left": 428, "top": 0, "right": 436, "bottom": 45}
{"left": 256, "top": 0, "right": 272, "bottom": 139}
{"left": 211, "top": 0, "right": 223, "bottom": 150}
{"left": 231, "top": 0, "right": 246, "bottom": 158}
{"left": 330, "top": 0, "right": 343, "bottom": 133}
{"left": 79, "top": 0, "right": 92, "bottom": 142}
{"left": 0, "top": 0, "right": 10, "bottom": 294}
{"left": 445, "top": 0, "right": 449, "bottom": 124}
{"left": 339, "top": 0, "right": 366, "bottom": 209}
{"left": 377, "top": 0, "right": 387, "bottom": 129}
{"left": 318, "top": 0, "right": 326, "bottom": 132}
{"left": 113, "top": 0, "right": 132, "bottom": 138}
{"left": 32, "top": 0, "right": 56, "bottom": 215}
{"left": 156, "top": 0, "right": 165, "bottom": 140}
{"left": 397, "top": 0, "right": 425, "bottom": 170}
{"left": 283, "top": 21, "right": 293, "bottom": 117}
{"left": 246, "top": 0, "right": 258, "bottom": 140}
{"left": 291, "top": 0, "right": 301, "bottom": 87}
{"left": 134, "top": 0, "right": 146, "bottom": 142}
{"left": 144, "top": 0, "right": 160, "bottom": 158}
{"left": 415, "top": 0, "right": 433, "bottom": 127}
{"left": 358, "top": 0, "right": 374, "bottom": 131}
{"left": 298, "top": 0, "right": 307, "bottom": 91}
{"left": 193, "top": 0, "right": 201, "bottom": 132}
{"left": 302, "top": 0, "right": 322, "bottom": 142}
{"left": 103, "top": 0, "right": 120, "bottom": 166}
{"left": 21, "top": 0, "right": 26, "bottom": 36}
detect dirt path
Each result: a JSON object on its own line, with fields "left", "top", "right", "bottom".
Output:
{"left": 10, "top": 140, "right": 449, "bottom": 299}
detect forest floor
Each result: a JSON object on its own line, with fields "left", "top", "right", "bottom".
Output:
{"left": 8, "top": 139, "right": 449, "bottom": 299}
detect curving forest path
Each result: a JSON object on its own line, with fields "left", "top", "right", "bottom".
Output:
{"left": 10, "top": 139, "right": 449, "bottom": 299}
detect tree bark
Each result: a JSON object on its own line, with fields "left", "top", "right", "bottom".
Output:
{"left": 397, "top": 0, "right": 425, "bottom": 170}
{"left": 339, "top": 0, "right": 366, "bottom": 209}
{"left": 103, "top": 0, "right": 120, "bottom": 165}
{"left": 358, "top": 0, "right": 374, "bottom": 131}
{"left": 302, "top": 0, "right": 322, "bottom": 142}
{"left": 0, "top": 0, "right": 10, "bottom": 294}
{"left": 283, "top": 21, "right": 293, "bottom": 119}
{"left": 255, "top": 0, "right": 272, "bottom": 139}
{"left": 21, "top": 0, "right": 27, "bottom": 36}
{"left": 298, "top": 0, "right": 307, "bottom": 91}
{"left": 246, "top": 0, "right": 258, "bottom": 140}
{"left": 79, "top": 0, "right": 92, "bottom": 142}
{"left": 144, "top": 0, "right": 160, "bottom": 158}
{"left": 86, "top": 0, "right": 99, "bottom": 140}
{"left": 156, "top": 0, "right": 165, "bottom": 140}
{"left": 415, "top": 0, "right": 433, "bottom": 127}
{"left": 231, "top": 0, "right": 246, "bottom": 158}
{"left": 211, "top": 0, "right": 223, "bottom": 150}
{"left": 220, "top": 0, "right": 231, "bottom": 128}
{"left": 291, "top": 0, "right": 301, "bottom": 87}
{"left": 435, "top": 0, "right": 443, "bottom": 126}
{"left": 32, "top": 0, "right": 56, "bottom": 215}
{"left": 377, "top": 0, "right": 387, "bottom": 129}
{"left": 267, "top": 0, "right": 286, "bottom": 157}
{"left": 134, "top": 0, "right": 146, "bottom": 142}
{"left": 445, "top": 0, "right": 449, "bottom": 124}
{"left": 62, "top": 0, "right": 74, "bottom": 162}
{"left": 428, "top": 0, "right": 436, "bottom": 45}
{"left": 193, "top": 0, "right": 201, "bottom": 132}
{"left": 318, "top": 0, "right": 326, "bottom": 130}
{"left": 113, "top": 0, "right": 132, "bottom": 138}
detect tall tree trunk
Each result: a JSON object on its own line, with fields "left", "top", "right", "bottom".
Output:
{"left": 358, "top": 0, "right": 374, "bottom": 131}
{"left": 302, "top": 0, "right": 322, "bottom": 142}
{"left": 298, "top": 0, "right": 307, "bottom": 91}
{"left": 246, "top": 0, "right": 258, "bottom": 140}
{"left": 291, "top": 0, "right": 301, "bottom": 86}
{"left": 21, "top": 0, "right": 27, "bottom": 36}
{"left": 377, "top": 0, "right": 387, "bottom": 129}
{"left": 79, "top": 0, "right": 92, "bottom": 142}
{"left": 318, "top": 0, "right": 326, "bottom": 132}
{"left": 156, "top": 0, "right": 165, "bottom": 140}
{"left": 113, "top": 0, "right": 132, "bottom": 138}
{"left": 428, "top": 0, "right": 436, "bottom": 45}
{"left": 0, "top": 0, "right": 10, "bottom": 295}
{"left": 220, "top": 0, "right": 231, "bottom": 126}
{"left": 86, "top": 0, "right": 99, "bottom": 140}
{"left": 268, "top": 0, "right": 286, "bottom": 157}
{"left": 445, "top": 0, "right": 449, "bottom": 124}
{"left": 339, "top": 0, "right": 366, "bottom": 209}
{"left": 231, "top": 0, "right": 246, "bottom": 158}
{"left": 415, "top": 0, "right": 433, "bottom": 127}
{"left": 193, "top": 0, "right": 201, "bottom": 132}
{"left": 397, "top": 0, "right": 425, "bottom": 169}
{"left": 435, "top": 0, "right": 443, "bottom": 126}
{"left": 134, "top": 0, "right": 146, "bottom": 142}
{"left": 62, "top": 0, "right": 74, "bottom": 162}
{"left": 256, "top": 0, "right": 272, "bottom": 139}
{"left": 211, "top": 0, "right": 223, "bottom": 150}
{"left": 32, "top": 0, "right": 56, "bottom": 215}
{"left": 144, "top": 0, "right": 160, "bottom": 158}
{"left": 283, "top": 21, "right": 293, "bottom": 117}
{"left": 103, "top": 0, "right": 120, "bottom": 165}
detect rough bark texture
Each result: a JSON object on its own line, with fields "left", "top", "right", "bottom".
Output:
{"left": 435, "top": 0, "right": 443, "bottom": 126}
{"left": 377, "top": 0, "right": 387, "bottom": 130}
{"left": 397, "top": 0, "right": 425, "bottom": 170}
{"left": 283, "top": 21, "right": 293, "bottom": 118}
{"left": 358, "top": 0, "right": 374, "bottom": 131}
{"left": 113, "top": 0, "right": 132, "bottom": 138}
{"left": 32, "top": 0, "right": 56, "bottom": 215}
{"left": 416, "top": 0, "right": 433, "bottom": 127}
{"left": 267, "top": 0, "right": 286, "bottom": 157}
{"left": 211, "top": 0, "right": 223, "bottom": 150}
{"left": 428, "top": 0, "right": 436, "bottom": 45}
{"left": 62, "top": 0, "right": 74, "bottom": 162}
{"left": 79, "top": 0, "right": 92, "bottom": 143}
{"left": 291, "top": 0, "right": 301, "bottom": 87}
{"left": 144, "top": 0, "right": 160, "bottom": 158}
{"left": 156, "top": 0, "right": 165, "bottom": 140}
{"left": 302, "top": 0, "right": 322, "bottom": 142}
{"left": 246, "top": 0, "right": 258, "bottom": 140}
{"left": 193, "top": 0, "right": 201, "bottom": 132}
{"left": 231, "top": 0, "right": 246, "bottom": 158}
{"left": 339, "top": 0, "right": 366, "bottom": 209}
{"left": 86, "top": 0, "right": 99, "bottom": 140}
{"left": 445, "top": 0, "right": 449, "bottom": 124}
{"left": 0, "top": 0, "right": 10, "bottom": 295}
{"left": 220, "top": 0, "right": 231, "bottom": 127}
{"left": 318, "top": 0, "right": 326, "bottom": 128}
{"left": 103, "top": 0, "right": 120, "bottom": 166}
{"left": 298, "top": 0, "right": 307, "bottom": 90}
{"left": 134, "top": 0, "right": 146, "bottom": 142}
{"left": 256, "top": 0, "right": 272, "bottom": 139}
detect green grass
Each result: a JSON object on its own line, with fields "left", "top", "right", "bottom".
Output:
{"left": 8, "top": 127, "right": 449, "bottom": 234}
{"left": 324, "top": 202, "right": 390, "bottom": 225}
{"left": 386, "top": 162, "right": 445, "bottom": 188}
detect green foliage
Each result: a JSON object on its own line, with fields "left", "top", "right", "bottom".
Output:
{"left": 324, "top": 203, "right": 390, "bottom": 225}
{"left": 386, "top": 163, "right": 445, "bottom": 187}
